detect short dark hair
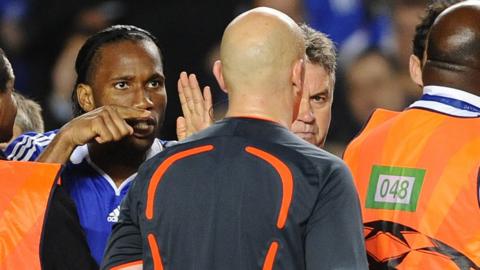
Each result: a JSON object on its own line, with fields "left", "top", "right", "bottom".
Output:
{"left": 0, "top": 48, "right": 14, "bottom": 93}
{"left": 412, "top": 0, "right": 464, "bottom": 62}
{"left": 72, "top": 25, "right": 163, "bottom": 116}
{"left": 300, "top": 24, "right": 337, "bottom": 84}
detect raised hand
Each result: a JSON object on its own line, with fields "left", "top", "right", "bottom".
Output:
{"left": 176, "top": 72, "right": 213, "bottom": 140}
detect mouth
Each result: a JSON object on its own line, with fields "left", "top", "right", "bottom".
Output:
{"left": 128, "top": 117, "right": 156, "bottom": 138}
{"left": 294, "top": 131, "right": 315, "bottom": 140}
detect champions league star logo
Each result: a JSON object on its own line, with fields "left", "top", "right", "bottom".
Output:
{"left": 364, "top": 220, "right": 480, "bottom": 270}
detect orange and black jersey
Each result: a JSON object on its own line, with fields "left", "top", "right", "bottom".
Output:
{"left": 101, "top": 117, "right": 368, "bottom": 270}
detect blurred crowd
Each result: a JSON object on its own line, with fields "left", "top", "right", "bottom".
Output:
{"left": 0, "top": 0, "right": 430, "bottom": 156}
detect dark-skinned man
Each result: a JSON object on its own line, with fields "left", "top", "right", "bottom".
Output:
{"left": 4, "top": 25, "right": 212, "bottom": 267}
{"left": 344, "top": 1, "right": 480, "bottom": 268}
{"left": 0, "top": 50, "right": 16, "bottom": 152}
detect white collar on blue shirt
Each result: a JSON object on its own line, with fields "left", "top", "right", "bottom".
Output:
{"left": 69, "top": 138, "right": 164, "bottom": 165}
{"left": 68, "top": 138, "right": 165, "bottom": 195}
{"left": 409, "top": 85, "right": 480, "bottom": 117}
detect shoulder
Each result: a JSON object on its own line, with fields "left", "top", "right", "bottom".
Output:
{"left": 186, "top": 129, "right": 349, "bottom": 181}
{"left": 5, "top": 130, "right": 58, "bottom": 161}
{"left": 275, "top": 134, "right": 347, "bottom": 172}
{"left": 312, "top": 148, "right": 352, "bottom": 183}
{"left": 282, "top": 138, "right": 355, "bottom": 190}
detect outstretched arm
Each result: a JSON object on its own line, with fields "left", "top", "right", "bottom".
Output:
{"left": 37, "top": 105, "right": 151, "bottom": 164}
{"left": 176, "top": 71, "right": 213, "bottom": 141}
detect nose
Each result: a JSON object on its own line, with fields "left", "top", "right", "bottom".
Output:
{"left": 298, "top": 109, "right": 315, "bottom": 123}
{"left": 134, "top": 88, "right": 154, "bottom": 111}
{"left": 297, "top": 97, "right": 315, "bottom": 123}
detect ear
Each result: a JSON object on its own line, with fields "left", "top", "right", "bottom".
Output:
{"left": 213, "top": 60, "right": 227, "bottom": 93}
{"left": 409, "top": 54, "right": 423, "bottom": 87}
{"left": 76, "top": 84, "right": 95, "bottom": 112}
{"left": 292, "top": 58, "right": 305, "bottom": 98}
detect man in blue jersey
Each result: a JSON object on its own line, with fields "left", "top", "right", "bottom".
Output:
{"left": 4, "top": 25, "right": 188, "bottom": 266}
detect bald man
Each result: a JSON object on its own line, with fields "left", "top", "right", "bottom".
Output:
{"left": 102, "top": 7, "right": 367, "bottom": 270}
{"left": 344, "top": 1, "right": 480, "bottom": 268}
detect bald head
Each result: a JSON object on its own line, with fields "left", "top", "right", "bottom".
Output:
{"left": 423, "top": 1, "right": 480, "bottom": 94}
{"left": 219, "top": 7, "right": 305, "bottom": 93}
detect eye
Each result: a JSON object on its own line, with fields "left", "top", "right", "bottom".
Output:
{"left": 310, "top": 94, "right": 327, "bottom": 103}
{"left": 147, "top": 80, "right": 161, "bottom": 89}
{"left": 114, "top": 81, "right": 129, "bottom": 90}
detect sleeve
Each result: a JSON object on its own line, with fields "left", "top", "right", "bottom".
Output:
{"left": 42, "top": 185, "right": 98, "bottom": 270}
{"left": 4, "top": 130, "right": 57, "bottom": 161}
{"left": 304, "top": 161, "right": 368, "bottom": 270}
{"left": 101, "top": 180, "right": 144, "bottom": 270}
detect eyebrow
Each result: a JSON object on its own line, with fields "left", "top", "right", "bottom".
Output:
{"left": 110, "top": 75, "right": 135, "bottom": 81}
{"left": 109, "top": 72, "right": 165, "bottom": 82}
{"left": 310, "top": 87, "right": 330, "bottom": 96}
{"left": 148, "top": 73, "right": 165, "bottom": 82}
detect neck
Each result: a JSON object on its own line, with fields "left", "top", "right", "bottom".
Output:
{"left": 226, "top": 91, "right": 293, "bottom": 128}
{"left": 88, "top": 142, "right": 147, "bottom": 187}
{"left": 423, "top": 66, "right": 480, "bottom": 97}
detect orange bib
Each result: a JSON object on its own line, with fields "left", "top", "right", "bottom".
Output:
{"left": 344, "top": 108, "right": 480, "bottom": 269}
{"left": 0, "top": 161, "right": 61, "bottom": 270}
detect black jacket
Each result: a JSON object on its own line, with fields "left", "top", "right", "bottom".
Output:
{"left": 41, "top": 185, "right": 98, "bottom": 269}
{"left": 102, "top": 117, "right": 368, "bottom": 270}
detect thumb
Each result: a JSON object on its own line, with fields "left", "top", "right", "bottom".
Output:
{"left": 176, "top": 116, "right": 187, "bottom": 141}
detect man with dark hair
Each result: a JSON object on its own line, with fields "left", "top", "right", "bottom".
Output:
{"left": 344, "top": 1, "right": 480, "bottom": 268}
{"left": 0, "top": 49, "right": 16, "bottom": 148}
{"left": 5, "top": 25, "right": 169, "bottom": 265}
{"left": 408, "top": 0, "right": 465, "bottom": 87}
{"left": 291, "top": 24, "right": 336, "bottom": 148}
{"left": 391, "top": 0, "right": 429, "bottom": 102}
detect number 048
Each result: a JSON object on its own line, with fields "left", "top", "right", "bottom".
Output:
{"left": 374, "top": 175, "right": 415, "bottom": 204}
